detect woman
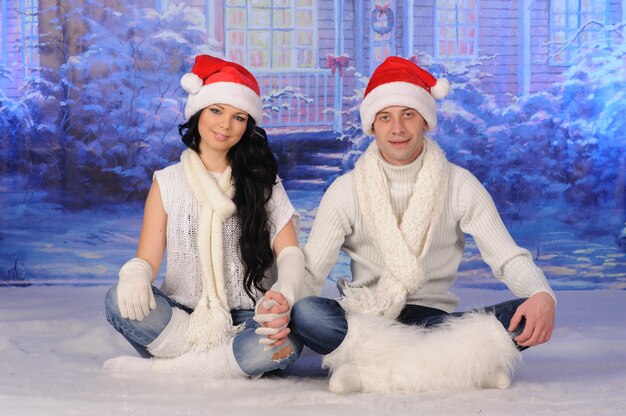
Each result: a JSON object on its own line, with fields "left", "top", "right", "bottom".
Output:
{"left": 103, "top": 55, "right": 304, "bottom": 378}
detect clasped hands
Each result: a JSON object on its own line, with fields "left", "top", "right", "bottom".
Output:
{"left": 253, "top": 290, "right": 292, "bottom": 349}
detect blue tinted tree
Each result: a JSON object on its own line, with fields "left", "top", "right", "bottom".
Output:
{"left": 13, "top": 1, "right": 216, "bottom": 206}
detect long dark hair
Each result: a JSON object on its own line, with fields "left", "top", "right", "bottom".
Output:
{"left": 178, "top": 111, "right": 278, "bottom": 303}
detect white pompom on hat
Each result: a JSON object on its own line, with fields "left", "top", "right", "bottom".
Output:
{"left": 181, "top": 55, "right": 263, "bottom": 124}
{"left": 359, "top": 56, "right": 450, "bottom": 134}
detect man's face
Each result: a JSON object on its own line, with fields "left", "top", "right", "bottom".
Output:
{"left": 371, "top": 106, "right": 426, "bottom": 166}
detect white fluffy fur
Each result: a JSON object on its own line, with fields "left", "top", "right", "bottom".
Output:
{"left": 180, "top": 72, "right": 203, "bottom": 95}
{"left": 323, "top": 312, "right": 521, "bottom": 393}
{"left": 146, "top": 308, "right": 191, "bottom": 358}
{"left": 151, "top": 342, "right": 246, "bottom": 378}
{"left": 430, "top": 77, "right": 451, "bottom": 99}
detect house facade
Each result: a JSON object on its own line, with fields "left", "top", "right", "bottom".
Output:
{"left": 2, "top": 0, "right": 625, "bottom": 130}
{"left": 0, "top": 0, "right": 39, "bottom": 98}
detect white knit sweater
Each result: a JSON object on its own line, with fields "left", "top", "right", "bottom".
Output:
{"left": 154, "top": 162, "right": 300, "bottom": 310}
{"left": 303, "top": 149, "right": 555, "bottom": 313}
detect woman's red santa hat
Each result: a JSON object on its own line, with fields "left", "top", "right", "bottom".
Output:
{"left": 359, "top": 56, "right": 450, "bottom": 134}
{"left": 180, "top": 55, "right": 262, "bottom": 124}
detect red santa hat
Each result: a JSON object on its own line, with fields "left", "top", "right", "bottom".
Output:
{"left": 359, "top": 56, "right": 450, "bottom": 134}
{"left": 180, "top": 55, "right": 262, "bottom": 123}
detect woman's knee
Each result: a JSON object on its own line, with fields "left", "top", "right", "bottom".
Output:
{"left": 104, "top": 284, "right": 173, "bottom": 342}
{"left": 232, "top": 326, "right": 302, "bottom": 376}
{"left": 104, "top": 285, "right": 121, "bottom": 324}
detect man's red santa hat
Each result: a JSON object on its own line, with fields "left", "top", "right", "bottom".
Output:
{"left": 359, "top": 56, "right": 450, "bottom": 134}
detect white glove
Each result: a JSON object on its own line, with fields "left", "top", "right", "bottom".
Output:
{"left": 253, "top": 246, "right": 305, "bottom": 348}
{"left": 117, "top": 257, "right": 156, "bottom": 321}
{"left": 254, "top": 299, "right": 287, "bottom": 348}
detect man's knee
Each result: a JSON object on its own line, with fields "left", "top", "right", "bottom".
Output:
{"left": 290, "top": 296, "right": 347, "bottom": 355}
{"left": 291, "top": 296, "right": 326, "bottom": 328}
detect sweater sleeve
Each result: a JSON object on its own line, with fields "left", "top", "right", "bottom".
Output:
{"left": 455, "top": 169, "right": 556, "bottom": 301}
{"left": 302, "top": 174, "right": 355, "bottom": 296}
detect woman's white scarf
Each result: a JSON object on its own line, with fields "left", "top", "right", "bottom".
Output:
{"left": 341, "top": 138, "right": 448, "bottom": 319}
{"left": 181, "top": 148, "right": 241, "bottom": 350}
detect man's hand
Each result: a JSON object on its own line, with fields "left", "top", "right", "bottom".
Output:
{"left": 509, "top": 292, "right": 555, "bottom": 347}
{"left": 253, "top": 290, "right": 291, "bottom": 348}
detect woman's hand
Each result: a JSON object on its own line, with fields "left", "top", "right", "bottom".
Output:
{"left": 117, "top": 257, "right": 156, "bottom": 321}
{"left": 253, "top": 290, "right": 292, "bottom": 348}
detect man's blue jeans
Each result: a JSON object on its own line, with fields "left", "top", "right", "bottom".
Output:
{"left": 105, "top": 285, "right": 302, "bottom": 376}
{"left": 290, "top": 296, "right": 528, "bottom": 355}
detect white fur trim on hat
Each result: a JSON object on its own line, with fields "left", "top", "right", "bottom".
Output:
{"left": 359, "top": 81, "right": 437, "bottom": 135}
{"left": 184, "top": 81, "right": 263, "bottom": 124}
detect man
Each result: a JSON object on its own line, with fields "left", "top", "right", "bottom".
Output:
{"left": 289, "top": 56, "right": 556, "bottom": 393}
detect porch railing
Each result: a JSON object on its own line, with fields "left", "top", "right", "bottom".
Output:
{"left": 254, "top": 68, "right": 336, "bottom": 129}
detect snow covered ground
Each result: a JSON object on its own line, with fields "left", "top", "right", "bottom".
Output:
{"left": 1, "top": 285, "right": 625, "bottom": 416}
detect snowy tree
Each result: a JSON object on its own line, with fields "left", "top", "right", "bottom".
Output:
{"left": 504, "top": 23, "right": 626, "bottom": 213}
{"left": 10, "top": 1, "right": 218, "bottom": 206}
{"left": 0, "top": 71, "right": 24, "bottom": 174}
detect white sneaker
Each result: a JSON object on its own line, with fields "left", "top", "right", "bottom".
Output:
{"left": 329, "top": 363, "right": 363, "bottom": 393}
{"left": 103, "top": 355, "right": 153, "bottom": 373}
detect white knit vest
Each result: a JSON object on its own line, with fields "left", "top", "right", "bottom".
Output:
{"left": 153, "top": 162, "right": 300, "bottom": 310}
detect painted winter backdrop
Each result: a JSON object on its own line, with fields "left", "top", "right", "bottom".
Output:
{"left": 0, "top": 3, "right": 625, "bottom": 292}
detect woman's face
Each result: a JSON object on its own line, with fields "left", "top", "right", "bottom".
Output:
{"left": 197, "top": 103, "right": 249, "bottom": 157}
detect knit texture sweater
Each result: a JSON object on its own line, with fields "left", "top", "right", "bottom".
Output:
{"left": 303, "top": 149, "right": 555, "bottom": 313}
{"left": 154, "top": 162, "right": 299, "bottom": 310}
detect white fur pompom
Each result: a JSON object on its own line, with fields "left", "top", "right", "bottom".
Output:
{"left": 431, "top": 77, "right": 450, "bottom": 99}
{"left": 181, "top": 72, "right": 203, "bottom": 95}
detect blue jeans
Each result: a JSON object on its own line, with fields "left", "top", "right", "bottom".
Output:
{"left": 290, "top": 296, "right": 528, "bottom": 355}
{"left": 105, "top": 285, "right": 302, "bottom": 376}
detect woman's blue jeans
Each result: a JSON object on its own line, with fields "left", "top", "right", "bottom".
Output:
{"left": 105, "top": 285, "right": 302, "bottom": 376}
{"left": 290, "top": 296, "right": 529, "bottom": 355}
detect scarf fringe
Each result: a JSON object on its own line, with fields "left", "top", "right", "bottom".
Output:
{"left": 340, "top": 276, "right": 408, "bottom": 319}
{"left": 185, "top": 298, "right": 240, "bottom": 350}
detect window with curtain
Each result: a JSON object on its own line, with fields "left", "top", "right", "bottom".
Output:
{"left": 225, "top": 0, "right": 316, "bottom": 69}
{"left": 435, "top": 0, "right": 478, "bottom": 59}
{"left": 550, "top": 0, "right": 608, "bottom": 65}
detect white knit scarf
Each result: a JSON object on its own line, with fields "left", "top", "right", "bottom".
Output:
{"left": 342, "top": 138, "right": 448, "bottom": 318}
{"left": 181, "top": 148, "right": 241, "bottom": 350}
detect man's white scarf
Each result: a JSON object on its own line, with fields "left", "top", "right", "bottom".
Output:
{"left": 342, "top": 137, "right": 448, "bottom": 319}
{"left": 181, "top": 148, "right": 241, "bottom": 350}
